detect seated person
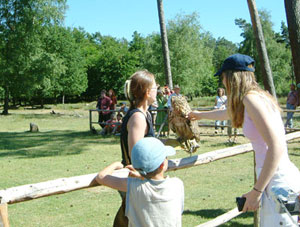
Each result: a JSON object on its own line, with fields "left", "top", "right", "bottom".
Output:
{"left": 119, "top": 102, "right": 129, "bottom": 116}
{"left": 100, "top": 113, "right": 117, "bottom": 135}
{"left": 112, "top": 113, "right": 123, "bottom": 135}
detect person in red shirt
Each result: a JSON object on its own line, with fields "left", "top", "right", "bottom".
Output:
{"left": 96, "top": 90, "right": 112, "bottom": 128}
{"left": 108, "top": 89, "right": 118, "bottom": 116}
{"left": 285, "top": 84, "right": 298, "bottom": 128}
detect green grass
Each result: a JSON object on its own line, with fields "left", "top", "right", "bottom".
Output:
{"left": 0, "top": 103, "right": 299, "bottom": 226}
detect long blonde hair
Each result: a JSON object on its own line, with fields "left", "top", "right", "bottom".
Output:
{"left": 223, "top": 69, "right": 279, "bottom": 128}
{"left": 124, "top": 70, "right": 155, "bottom": 110}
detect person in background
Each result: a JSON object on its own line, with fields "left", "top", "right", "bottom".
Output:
{"left": 227, "top": 120, "right": 238, "bottom": 143}
{"left": 188, "top": 53, "right": 300, "bottom": 226}
{"left": 112, "top": 113, "right": 123, "bottom": 135}
{"left": 119, "top": 102, "right": 129, "bottom": 116}
{"left": 214, "top": 88, "right": 227, "bottom": 134}
{"left": 167, "top": 84, "right": 181, "bottom": 110}
{"left": 156, "top": 87, "right": 169, "bottom": 137}
{"left": 285, "top": 83, "right": 298, "bottom": 129}
{"left": 100, "top": 113, "right": 117, "bottom": 135}
{"left": 164, "top": 85, "right": 172, "bottom": 97}
{"left": 96, "top": 137, "right": 184, "bottom": 227}
{"left": 114, "top": 70, "right": 157, "bottom": 227}
{"left": 96, "top": 90, "right": 112, "bottom": 128}
{"left": 108, "top": 89, "right": 118, "bottom": 117}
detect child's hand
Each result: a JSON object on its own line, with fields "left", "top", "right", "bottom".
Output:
{"left": 113, "top": 162, "right": 124, "bottom": 170}
{"left": 126, "top": 165, "right": 144, "bottom": 180}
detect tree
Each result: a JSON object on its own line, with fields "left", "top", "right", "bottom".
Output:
{"left": 85, "top": 35, "right": 137, "bottom": 99}
{"left": 165, "top": 13, "right": 216, "bottom": 96}
{"left": 247, "top": 0, "right": 276, "bottom": 98}
{"left": 235, "top": 10, "right": 292, "bottom": 96}
{"left": 157, "top": 0, "right": 173, "bottom": 89}
{"left": 48, "top": 26, "right": 87, "bottom": 104}
{"left": 0, "top": 0, "right": 67, "bottom": 114}
{"left": 284, "top": 0, "right": 300, "bottom": 87}
{"left": 213, "top": 37, "right": 238, "bottom": 87}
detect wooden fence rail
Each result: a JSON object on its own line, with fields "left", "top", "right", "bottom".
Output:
{"left": 1, "top": 131, "right": 300, "bottom": 227}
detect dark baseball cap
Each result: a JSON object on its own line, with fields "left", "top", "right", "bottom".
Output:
{"left": 214, "top": 54, "right": 255, "bottom": 76}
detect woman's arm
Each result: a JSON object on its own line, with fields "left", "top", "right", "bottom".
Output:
{"left": 96, "top": 162, "right": 127, "bottom": 192}
{"left": 188, "top": 109, "right": 229, "bottom": 121}
{"left": 241, "top": 93, "right": 285, "bottom": 212}
{"left": 127, "top": 112, "right": 148, "bottom": 157}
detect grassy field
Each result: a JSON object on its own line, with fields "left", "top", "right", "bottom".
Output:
{"left": 0, "top": 99, "right": 299, "bottom": 227}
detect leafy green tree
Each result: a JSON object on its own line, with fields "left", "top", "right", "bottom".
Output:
{"left": 142, "top": 13, "right": 216, "bottom": 96}
{"left": 47, "top": 26, "right": 87, "bottom": 104}
{"left": 85, "top": 35, "right": 137, "bottom": 99}
{"left": 0, "top": 0, "right": 67, "bottom": 114}
{"left": 235, "top": 10, "right": 292, "bottom": 95}
{"left": 213, "top": 37, "right": 238, "bottom": 87}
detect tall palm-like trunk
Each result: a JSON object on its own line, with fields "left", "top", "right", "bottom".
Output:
{"left": 157, "top": 0, "right": 173, "bottom": 89}
{"left": 285, "top": 0, "right": 300, "bottom": 88}
{"left": 247, "top": 0, "right": 277, "bottom": 98}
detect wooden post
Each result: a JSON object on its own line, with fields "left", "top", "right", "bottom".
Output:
{"left": 89, "top": 110, "right": 92, "bottom": 132}
{"left": 253, "top": 152, "right": 259, "bottom": 227}
{"left": 157, "top": 0, "right": 173, "bottom": 89}
{"left": 0, "top": 203, "right": 9, "bottom": 227}
{"left": 247, "top": 0, "right": 277, "bottom": 98}
{"left": 284, "top": 0, "right": 300, "bottom": 88}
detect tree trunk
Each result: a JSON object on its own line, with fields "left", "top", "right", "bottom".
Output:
{"left": 157, "top": 0, "right": 173, "bottom": 89}
{"left": 284, "top": 0, "right": 300, "bottom": 88}
{"left": 247, "top": 0, "right": 277, "bottom": 98}
{"left": 62, "top": 95, "right": 65, "bottom": 105}
{"left": 40, "top": 98, "right": 44, "bottom": 108}
{"left": 2, "top": 87, "right": 9, "bottom": 115}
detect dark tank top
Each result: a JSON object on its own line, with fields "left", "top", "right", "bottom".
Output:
{"left": 120, "top": 108, "right": 155, "bottom": 165}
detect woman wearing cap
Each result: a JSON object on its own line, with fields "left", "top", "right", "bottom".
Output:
{"left": 114, "top": 70, "right": 157, "bottom": 227}
{"left": 188, "top": 53, "right": 300, "bottom": 226}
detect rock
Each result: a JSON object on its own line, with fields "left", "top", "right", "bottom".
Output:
{"left": 30, "top": 123, "right": 39, "bottom": 132}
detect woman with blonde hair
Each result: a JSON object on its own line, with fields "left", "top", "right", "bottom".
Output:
{"left": 114, "top": 70, "right": 157, "bottom": 227}
{"left": 188, "top": 54, "right": 300, "bottom": 226}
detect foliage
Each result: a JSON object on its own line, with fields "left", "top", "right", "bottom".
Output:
{"left": 0, "top": 0, "right": 67, "bottom": 112}
{"left": 84, "top": 35, "right": 138, "bottom": 100}
{"left": 141, "top": 13, "right": 217, "bottom": 96}
{"left": 235, "top": 10, "right": 292, "bottom": 96}
{"left": 0, "top": 6, "right": 296, "bottom": 107}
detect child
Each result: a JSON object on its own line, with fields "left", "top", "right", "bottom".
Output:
{"left": 112, "top": 113, "right": 123, "bottom": 135}
{"left": 100, "top": 113, "right": 117, "bottom": 135}
{"left": 96, "top": 137, "right": 184, "bottom": 227}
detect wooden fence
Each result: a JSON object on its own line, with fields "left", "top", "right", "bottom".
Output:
{"left": 1, "top": 131, "right": 299, "bottom": 227}
{"left": 89, "top": 108, "right": 300, "bottom": 134}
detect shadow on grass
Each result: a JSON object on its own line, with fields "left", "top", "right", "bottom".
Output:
{"left": 0, "top": 130, "right": 118, "bottom": 159}
{"left": 183, "top": 209, "right": 253, "bottom": 226}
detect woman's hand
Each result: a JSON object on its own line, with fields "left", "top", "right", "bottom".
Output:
{"left": 187, "top": 111, "right": 200, "bottom": 121}
{"left": 126, "top": 165, "right": 145, "bottom": 180}
{"left": 241, "top": 189, "right": 262, "bottom": 212}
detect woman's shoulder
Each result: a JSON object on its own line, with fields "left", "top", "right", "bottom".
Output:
{"left": 243, "top": 91, "right": 279, "bottom": 112}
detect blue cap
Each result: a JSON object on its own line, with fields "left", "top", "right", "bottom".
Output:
{"left": 214, "top": 53, "right": 255, "bottom": 76}
{"left": 131, "top": 137, "right": 176, "bottom": 175}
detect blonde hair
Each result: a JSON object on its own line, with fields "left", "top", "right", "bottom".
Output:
{"left": 124, "top": 70, "right": 155, "bottom": 109}
{"left": 223, "top": 69, "right": 280, "bottom": 128}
